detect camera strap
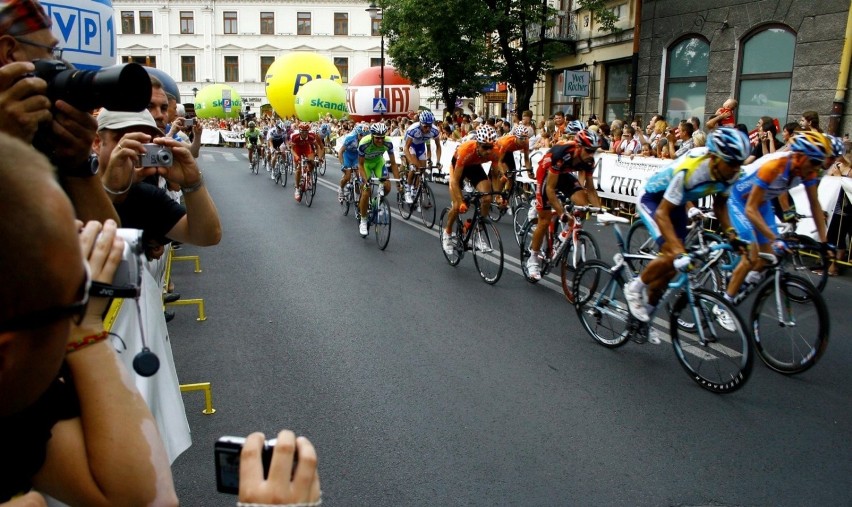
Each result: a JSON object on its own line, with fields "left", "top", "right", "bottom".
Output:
{"left": 89, "top": 281, "right": 140, "bottom": 299}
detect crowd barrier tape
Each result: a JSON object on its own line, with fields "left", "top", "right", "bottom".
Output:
{"left": 105, "top": 256, "right": 192, "bottom": 464}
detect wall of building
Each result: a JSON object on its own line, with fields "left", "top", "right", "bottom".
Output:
{"left": 634, "top": 0, "right": 852, "bottom": 134}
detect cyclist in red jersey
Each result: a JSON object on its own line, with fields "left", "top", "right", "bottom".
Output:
{"left": 494, "top": 125, "right": 534, "bottom": 205}
{"left": 290, "top": 122, "right": 325, "bottom": 202}
{"left": 441, "top": 125, "right": 501, "bottom": 255}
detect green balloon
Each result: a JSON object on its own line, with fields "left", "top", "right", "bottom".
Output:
{"left": 294, "top": 79, "right": 347, "bottom": 121}
{"left": 194, "top": 84, "right": 243, "bottom": 119}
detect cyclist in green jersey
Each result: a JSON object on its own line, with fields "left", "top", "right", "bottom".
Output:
{"left": 245, "top": 121, "right": 261, "bottom": 168}
{"left": 357, "top": 123, "right": 401, "bottom": 236}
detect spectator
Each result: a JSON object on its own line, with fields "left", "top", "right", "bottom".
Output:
{"left": 615, "top": 125, "right": 640, "bottom": 155}
{"left": 800, "top": 110, "right": 822, "bottom": 132}
{"left": 551, "top": 111, "right": 566, "bottom": 144}
{"left": 692, "top": 130, "right": 707, "bottom": 148}
{"left": 744, "top": 116, "right": 781, "bottom": 164}
{"left": 781, "top": 121, "right": 800, "bottom": 147}
{"left": 638, "top": 142, "right": 652, "bottom": 157}
{"left": 521, "top": 110, "right": 536, "bottom": 136}
{"left": 668, "top": 121, "right": 695, "bottom": 158}
{"left": 706, "top": 98, "right": 738, "bottom": 130}
{"left": 0, "top": 132, "right": 177, "bottom": 505}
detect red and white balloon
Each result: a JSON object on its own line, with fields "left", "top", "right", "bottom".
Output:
{"left": 346, "top": 66, "right": 420, "bottom": 122}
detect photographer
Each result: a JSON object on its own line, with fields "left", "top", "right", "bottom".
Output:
{"left": 94, "top": 109, "right": 222, "bottom": 258}
{"left": 0, "top": 0, "right": 119, "bottom": 225}
{"left": 0, "top": 133, "right": 177, "bottom": 505}
{"left": 236, "top": 430, "right": 322, "bottom": 506}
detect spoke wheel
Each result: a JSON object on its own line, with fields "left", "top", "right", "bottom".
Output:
{"left": 472, "top": 219, "right": 503, "bottom": 284}
{"left": 374, "top": 198, "right": 392, "bottom": 250}
{"left": 419, "top": 183, "right": 436, "bottom": 229}
{"left": 514, "top": 204, "right": 531, "bottom": 247}
{"left": 573, "top": 260, "right": 631, "bottom": 347}
{"left": 303, "top": 175, "right": 314, "bottom": 207}
{"left": 751, "top": 274, "right": 829, "bottom": 374}
{"left": 488, "top": 201, "right": 505, "bottom": 222}
{"left": 625, "top": 220, "right": 658, "bottom": 269}
{"left": 280, "top": 160, "right": 288, "bottom": 187}
{"left": 670, "top": 288, "right": 752, "bottom": 393}
{"left": 519, "top": 222, "right": 540, "bottom": 284}
{"left": 342, "top": 189, "right": 351, "bottom": 216}
{"left": 785, "top": 235, "right": 828, "bottom": 292}
{"left": 560, "top": 230, "right": 601, "bottom": 302}
{"left": 439, "top": 208, "right": 462, "bottom": 266}
{"left": 318, "top": 158, "right": 327, "bottom": 176}
{"left": 398, "top": 188, "right": 413, "bottom": 220}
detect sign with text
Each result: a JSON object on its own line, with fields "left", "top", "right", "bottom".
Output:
{"left": 42, "top": 0, "right": 116, "bottom": 70}
{"left": 562, "top": 70, "right": 590, "bottom": 97}
{"left": 485, "top": 92, "right": 508, "bottom": 103}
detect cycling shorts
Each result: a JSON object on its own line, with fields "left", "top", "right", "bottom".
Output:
{"left": 538, "top": 172, "right": 584, "bottom": 211}
{"left": 271, "top": 139, "right": 284, "bottom": 150}
{"left": 363, "top": 159, "right": 388, "bottom": 181}
{"left": 407, "top": 142, "right": 428, "bottom": 161}
{"left": 729, "top": 195, "right": 778, "bottom": 245}
{"left": 342, "top": 151, "right": 359, "bottom": 170}
{"left": 451, "top": 156, "right": 488, "bottom": 187}
{"left": 637, "top": 191, "right": 688, "bottom": 246}
{"left": 293, "top": 151, "right": 315, "bottom": 165}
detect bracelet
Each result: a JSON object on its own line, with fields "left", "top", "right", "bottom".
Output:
{"left": 66, "top": 330, "right": 109, "bottom": 353}
{"left": 181, "top": 174, "right": 205, "bottom": 193}
{"left": 237, "top": 497, "right": 321, "bottom": 507}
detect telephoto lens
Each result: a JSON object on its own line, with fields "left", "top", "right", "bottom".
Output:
{"left": 33, "top": 60, "right": 152, "bottom": 112}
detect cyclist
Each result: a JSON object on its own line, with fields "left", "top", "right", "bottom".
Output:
{"left": 561, "top": 119, "right": 586, "bottom": 143}
{"left": 403, "top": 110, "right": 442, "bottom": 203}
{"left": 525, "top": 130, "right": 602, "bottom": 280}
{"left": 244, "top": 121, "right": 261, "bottom": 169}
{"left": 357, "top": 123, "right": 401, "bottom": 237}
{"left": 290, "top": 122, "right": 325, "bottom": 202}
{"left": 266, "top": 121, "right": 287, "bottom": 176}
{"left": 442, "top": 125, "right": 501, "bottom": 255}
{"left": 337, "top": 124, "right": 366, "bottom": 203}
{"left": 722, "top": 131, "right": 833, "bottom": 304}
{"left": 494, "top": 124, "right": 535, "bottom": 207}
{"left": 623, "top": 127, "right": 752, "bottom": 323}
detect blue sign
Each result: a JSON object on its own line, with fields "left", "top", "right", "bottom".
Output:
{"left": 42, "top": 0, "right": 115, "bottom": 70}
{"left": 223, "top": 98, "right": 232, "bottom": 113}
{"left": 372, "top": 97, "right": 388, "bottom": 114}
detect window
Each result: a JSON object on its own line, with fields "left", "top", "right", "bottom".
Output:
{"left": 737, "top": 26, "right": 796, "bottom": 130}
{"left": 180, "top": 11, "right": 194, "bottom": 34}
{"left": 550, "top": 70, "right": 580, "bottom": 117}
{"left": 334, "top": 57, "right": 349, "bottom": 83}
{"left": 224, "top": 11, "right": 238, "bottom": 35}
{"left": 370, "top": 57, "right": 383, "bottom": 68}
{"left": 224, "top": 56, "right": 239, "bottom": 82}
{"left": 371, "top": 17, "right": 381, "bottom": 37}
{"left": 297, "top": 12, "right": 311, "bottom": 35}
{"left": 260, "top": 12, "right": 274, "bottom": 35}
{"left": 181, "top": 56, "right": 196, "bottom": 82}
{"left": 604, "top": 60, "right": 631, "bottom": 123}
{"left": 121, "top": 11, "right": 134, "bottom": 34}
{"left": 139, "top": 11, "right": 153, "bottom": 34}
{"left": 334, "top": 13, "right": 348, "bottom": 36}
{"left": 122, "top": 55, "right": 156, "bottom": 67}
{"left": 261, "top": 56, "right": 275, "bottom": 82}
{"left": 663, "top": 36, "right": 709, "bottom": 124}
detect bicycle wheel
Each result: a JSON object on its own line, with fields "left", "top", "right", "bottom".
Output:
{"left": 251, "top": 156, "right": 258, "bottom": 174}
{"left": 488, "top": 201, "right": 504, "bottom": 222}
{"left": 518, "top": 222, "right": 539, "bottom": 284}
{"left": 573, "top": 260, "right": 631, "bottom": 348}
{"left": 419, "top": 182, "right": 436, "bottom": 229}
{"left": 318, "top": 157, "right": 327, "bottom": 176}
{"left": 560, "top": 230, "right": 601, "bottom": 301}
{"left": 472, "top": 219, "right": 503, "bottom": 284}
{"left": 272, "top": 161, "right": 282, "bottom": 185}
{"left": 785, "top": 235, "right": 828, "bottom": 292}
{"left": 374, "top": 197, "right": 392, "bottom": 250}
{"left": 439, "top": 207, "right": 462, "bottom": 266}
{"left": 399, "top": 186, "right": 413, "bottom": 220}
{"left": 513, "top": 204, "right": 530, "bottom": 247}
{"left": 279, "top": 160, "right": 288, "bottom": 187}
{"left": 751, "top": 273, "right": 829, "bottom": 374}
{"left": 625, "top": 220, "right": 658, "bottom": 268}
{"left": 670, "top": 288, "right": 752, "bottom": 393}
{"left": 303, "top": 175, "right": 314, "bottom": 207}
{"left": 342, "top": 189, "right": 351, "bottom": 216}
{"left": 310, "top": 169, "right": 318, "bottom": 196}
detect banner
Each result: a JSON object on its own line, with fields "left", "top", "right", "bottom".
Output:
{"left": 220, "top": 131, "right": 245, "bottom": 144}
{"left": 200, "top": 128, "right": 221, "bottom": 145}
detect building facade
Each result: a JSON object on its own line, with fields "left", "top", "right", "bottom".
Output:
{"left": 112, "top": 0, "right": 437, "bottom": 112}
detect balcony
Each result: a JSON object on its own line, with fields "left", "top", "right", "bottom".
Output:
{"left": 527, "top": 12, "right": 577, "bottom": 44}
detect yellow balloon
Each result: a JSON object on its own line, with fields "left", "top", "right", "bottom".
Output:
{"left": 265, "top": 53, "right": 341, "bottom": 118}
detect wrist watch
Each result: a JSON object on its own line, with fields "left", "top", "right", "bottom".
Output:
{"left": 61, "top": 155, "right": 99, "bottom": 178}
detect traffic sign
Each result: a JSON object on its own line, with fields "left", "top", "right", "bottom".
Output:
{"left": 372, "top": 97, "right": 388, "bottom": 114}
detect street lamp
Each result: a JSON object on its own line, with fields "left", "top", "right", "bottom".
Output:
{"left": 366, "top": 2, "right": 384, "bottom": 116}
{"left": 192, "top": 87, "right": 199, "bottom": 98}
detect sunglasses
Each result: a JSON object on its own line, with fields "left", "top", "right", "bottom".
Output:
{"left": 584, "top": 147, "right": 598, "bottom": 154}
{"left": 373, "top": 136, "right": 385, "bottom": 140}
{"left": 0, "top": 262, "right": 91, "bottom": 332}
{"left": 479, "top": 143, "right": 494, "bottom": 150}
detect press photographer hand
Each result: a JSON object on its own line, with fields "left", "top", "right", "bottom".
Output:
{"left": 73, "top": 220, "right": 124, "bottom": 335}
{"left": 101, "top": 132, "right": 162, "bottom": 194}
{"left": 45, "top": 100, "right": 97, "bottom": 167}
{"left": 239, "top": 431, "right": 321, "bottom": 506}
{"left": 0, "top": 61, "right": 52, "bottom": 142}
{"left": 151, "top": 137, "right": 202, "bottom": 188}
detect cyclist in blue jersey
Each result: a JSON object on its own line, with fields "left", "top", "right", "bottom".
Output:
{"left": 403, "top": 110, "right": 443, "bottom": 203}
{"left": 624, "top": 127, "right": 751, "bottom": 324}
{"left": 337, "top": 125, "right": 366, "bottom": 202}
{"left": 357, "top": 123, "right": 401, "bottom": 236}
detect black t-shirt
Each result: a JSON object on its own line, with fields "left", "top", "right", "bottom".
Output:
{"left": 114, "top": 182, "right": 187, "bottom": 246}
{"left": 0, "top": 369, "right": 80, "bottom": 501}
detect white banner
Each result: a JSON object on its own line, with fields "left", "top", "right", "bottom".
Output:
{"left": 220, "top": 130, "right": 245, "bottom": 144}
{"left": 200, "top": 128, "right": 221, "bottom": 145}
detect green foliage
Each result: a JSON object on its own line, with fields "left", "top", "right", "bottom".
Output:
{"left": 577, "top": 0, "right": 620, "bottom": 33}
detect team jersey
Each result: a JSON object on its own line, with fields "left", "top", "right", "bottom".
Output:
{"left": 358, "top": 135, "right": 394, "bottom": 166}
{"left": 245, "top": 128, "right": 261, "bottom": 141}
{"left": 534, "top": 142, "right": 592, "bottom": 190}
{"left": 493, "top": 135, "right": 527, "bottom": 160}
{"left": 641, "top": 147, "right": 734, "bottom": 206}
{"left": 453, "top": 140, "right": 498, "bottom": 171}
{"left": 404, "top": 122, "right": 440, "bottom": 145}
{"left": 731, "top": 150, "right": 819, "bottom": 202}
{"left": 290, "top": 131, "right": 318, "bottom": 151}
{"left": 341, "top": 131, "right": 361, "bottom": 154}
{"left": 267, "top": 127, "right": 286, "bottom": 142}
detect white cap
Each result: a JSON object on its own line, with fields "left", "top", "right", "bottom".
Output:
{"left": 97, "top": 108, "right": 164, "bottom": 136}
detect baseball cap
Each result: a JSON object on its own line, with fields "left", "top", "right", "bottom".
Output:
{"left": 97, "top": 108, "right": 164, "bottom": 137}
{"left": 0, "top": 0, "right": 51, "bottom": 36}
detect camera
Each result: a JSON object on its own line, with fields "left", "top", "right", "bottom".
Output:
{"left": 138, "top": 144, "right": 173, "bottom": 168}
{"left": 184, "top": 118, "right": 195, "bottom": 127}
{"left": 31, "top": 60, "right": 152, "bottom": 112}
{"left": 215, "top": 436, "right": 291, "bottom": 495}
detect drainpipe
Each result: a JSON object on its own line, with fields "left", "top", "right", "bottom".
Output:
{"left": 629, "top": 0, "right": 642, "bottom": 120}
{"left": 828, "top": 1, "right": 852, "bottom": 135}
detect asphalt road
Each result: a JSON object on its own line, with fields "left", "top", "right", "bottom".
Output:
{"left": 167, "top": 147, "right": 852, "bottom": 506}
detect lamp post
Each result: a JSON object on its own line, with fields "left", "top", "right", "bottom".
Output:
{"left": 192, "top": 87, "right": 199, "bottom": 98}
{"left": 366, "top": 2, "right": 384, "bottom": 116}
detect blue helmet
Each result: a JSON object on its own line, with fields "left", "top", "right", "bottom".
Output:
{"left": 353, "top": 125, "right": 365, "bottom": 136}
{"left": 419, "top": 110, "right": 435, "bottom": 125}
{"left": 566, "top": 120, "right": 587, "bottom": 135}
{"left": 789, "top": 131, "right": 830, "bottom": 164}
{"left": 707, "top": 127, "right": 751, "bottom": 164}
{"left": 827, "top": 134, "right": 845, "bottom": 157}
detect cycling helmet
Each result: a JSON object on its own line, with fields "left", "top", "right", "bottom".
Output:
{"left": 277, "top": 121, "right": 285, "bottom": 129}
{"left": 573, "top": 129, "right": 601, "bottom": 150}
{"left": 789, "top": 131, "right": 830, "bottom": 164}
{"left": 474, "top": 125, "right": 498, "bottom": 144}
{"left": 827, "top": 134, "right": 846, "bottom": 157}
{"left": 353, "top": 125, "right": 365, "bottom": 136}
{"left": 513, "top": 125, "right": 530, "bottom": 138}
{"left": 566, "top": 120, "right": 587, "bottom": 135}
{"left": 283, "top": 120, "right": 292, "bottom": 128}
{"left": 419, "top": 110, "right": 435, "bottom": 125}
{"left": 706, "top": 127, "right": 751, "bottom": 164}
{"left": 370, "top": 122, "right": 388, "bottom": 136}
{"left": 298, "top": 122, "right": 311, "bottom": 132}
{"left": 248, "top": 121, "right": 256, "bottom": 128}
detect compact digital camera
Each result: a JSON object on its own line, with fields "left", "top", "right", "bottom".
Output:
{"left": 112, "top": 229, "right": 144, "bottom": 288}
{"left": 215, "top": 436, "right": 287, "bottom": 495}
{"left": 184, "top": 118, "right": 195, "bottom": 127}
{"left": 138, "top": 144, "right": 173, "bottom": 168}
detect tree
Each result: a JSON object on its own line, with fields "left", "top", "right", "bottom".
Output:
{"left": 379, "top": 0, "right": 496, "bottom": 119}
